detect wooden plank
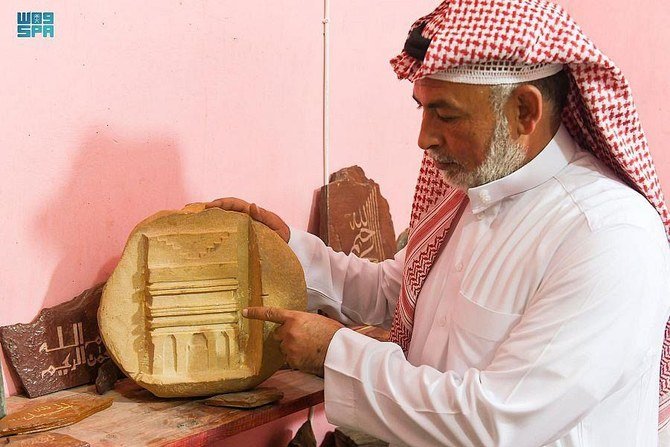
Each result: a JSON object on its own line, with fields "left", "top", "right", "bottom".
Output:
{"left": 4, "top": 370, "right": 324, "bottom": 447}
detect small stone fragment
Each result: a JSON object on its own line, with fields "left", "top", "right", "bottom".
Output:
{"left": 1, "top": 432, "right": 90, "bottom": 446}
{"left": 94, "top": 360, "right": 122, "bottom": 395}
{"left": 287, "top": 419, "right": 316, "bottom": 447}
{"left": 395, "top": 228, "right": 409, "bottom": 253}
{"left": 203, "top": 387, "right": 283, "bottom": 409}
{"left": 0, "top": 284, "right": 108, "bottom": 398}
{"left": 0, "top": 396, "right": 113, "bottom": 437}
{"left": 0, "top": 367, "right": 5, "bottom": 419}
{"left": 334, "top": 426, "right": 389, "bottom": 447}
{"left": 319, "top": 166, "right": 396, "bottom": 262}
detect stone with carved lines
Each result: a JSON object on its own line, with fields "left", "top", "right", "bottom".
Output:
{"left": 318, "top": 166, "right": 396, "bottom": 263}
{"left": 0, "top": 396, "right": 112, "bottom": 437}
{"left": 1, "top": 432, "right": 89, "bottom": 446}
{"left": 0, "top": 285, "right": 108, "bottom": 398}
{"left": 98, "top": 205, "right": 306, "bottom": 398}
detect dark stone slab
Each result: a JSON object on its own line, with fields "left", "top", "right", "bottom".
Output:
{"left": 94, "top": 360, "right": 122, "bottom": 395}
{"left": 287, "top": 419, "right": 316, "bottom": 447}
{"left": 203, "top": 387, "right": 284, "bottom": 409}
{"left": 1, "top": 432, "right": 90, "bottom": 446}
{"left": 0, "top": 284, "right": 109, "bottom": 398}
{"left": 334, "top": 426, "right": 388, "bottom": 447}
{"left": 319, "top": 166, "right": 396, "bottom": 262}
{"left": 320, "top": 431, "right": 336, "bottom": 447}
{"left": 0, "top": 395, "right": 112, "bottom": 437}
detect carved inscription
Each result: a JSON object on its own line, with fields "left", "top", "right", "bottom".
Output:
{"left": 349, "top": 188, "right": 386, "bottom": 262}
{"left": 39, "top": 324, "right": 108, "bottom": 379}
{"left": 2, "top": 433, "right": 90, "bottom": 446}
{"left": 319, "top": 166, "right": 396, "bottom": 262}
{"left": 0, "top": 285, "right": 107, "bottom": 398}
{"left": 0, "top": 396, "right": 112, "bottom": 437}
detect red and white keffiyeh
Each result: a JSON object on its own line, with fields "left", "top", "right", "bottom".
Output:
{"left": 386, "top": 0, "right": 670, "bottom": 428}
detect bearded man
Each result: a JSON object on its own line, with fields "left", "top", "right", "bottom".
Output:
{"left": 207, "top": 1, "right": 670, "bottom": 445}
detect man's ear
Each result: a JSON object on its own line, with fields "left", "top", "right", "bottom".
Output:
{"left": 510, "top": 84, "right": 543, "bottom": 136}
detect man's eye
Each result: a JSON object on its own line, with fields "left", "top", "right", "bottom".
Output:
{"left": 436, "top": 114, "right": 457, "bottom": 122}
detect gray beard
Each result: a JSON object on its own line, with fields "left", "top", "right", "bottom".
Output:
{"left": 440, "top": 115, "right": 527, "bottom": 190}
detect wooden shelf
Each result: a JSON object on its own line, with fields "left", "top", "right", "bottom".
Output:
{"left": 4, "top": 370, "right": 324, "bottom": 446}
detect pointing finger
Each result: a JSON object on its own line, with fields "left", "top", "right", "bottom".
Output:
{"left": 243, "top": 306, "right": 293, "bottom": 324}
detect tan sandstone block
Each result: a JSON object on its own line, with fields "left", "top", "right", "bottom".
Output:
{"left": 98, "top": 206, "right": 306, "bottom": 398}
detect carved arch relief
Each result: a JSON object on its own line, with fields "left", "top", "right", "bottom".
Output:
{"left": 98, "top": 207, "right": 305, "bottom": 397}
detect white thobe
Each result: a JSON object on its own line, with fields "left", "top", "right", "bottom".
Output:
{"left": 288, "top": 126, "right": 670, "bottom": 447}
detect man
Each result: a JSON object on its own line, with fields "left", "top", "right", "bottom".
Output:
{"left": 207, "top": 1, "right": 670, "bottom": 445}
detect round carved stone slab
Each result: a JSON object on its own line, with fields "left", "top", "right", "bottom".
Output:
{"left": 203, "top": 387, "right": 284, "bottom": 409}
{"left": 98, "top": 207, "right": 307, "bottom": 397}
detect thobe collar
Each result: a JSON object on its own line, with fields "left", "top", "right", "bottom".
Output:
{"left": 468, "top": 125, "right": 576, "bottom": 214}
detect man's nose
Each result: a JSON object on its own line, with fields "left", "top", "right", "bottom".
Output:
{"left": 417, "top": 113, "right": 440, "bottom": 151}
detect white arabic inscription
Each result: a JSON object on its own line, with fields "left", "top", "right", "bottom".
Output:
{"left": 39, "top": 322, "right": 109, "bottom": 378}
{"left": 349, "top": 190, "right": 384, "bottom": 262}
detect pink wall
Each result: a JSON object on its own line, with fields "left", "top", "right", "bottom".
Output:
{"left": 0, "top": 0, "right": 668, "bottom": 443}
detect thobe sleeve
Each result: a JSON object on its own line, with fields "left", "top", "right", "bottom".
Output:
{"left": 323, "top": 225, "right": 670, "bottom": 447}
{"left": 288, "top": 228, "right": 404, "bottom": 328}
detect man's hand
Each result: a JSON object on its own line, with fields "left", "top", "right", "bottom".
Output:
{"left": 204, "top": 197, "right": 290, "bottom": 243}
{"left": 243, "top": 307, "right": 344, "bottom": 377}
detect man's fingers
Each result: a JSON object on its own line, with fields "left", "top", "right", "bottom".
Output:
{"left": 204, "top": 197, "right": 251, "bottom": 212}
{"left": 243, "top": 306, "right": 293, "bottom": 324}
{"left": 249, "top": 203, "right": 264, "bottom": 222}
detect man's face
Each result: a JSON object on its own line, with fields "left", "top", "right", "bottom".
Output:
{"left": 412, "top": 78, "right": 525, "bottom": 189}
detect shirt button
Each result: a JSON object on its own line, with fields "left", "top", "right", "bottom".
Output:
{"left": 479, "top": 190, "right": 491, "bottom": 204}
{"left": 476, "top": 213, "right": 485, "bottom": 221}
{"left": 455, "top": 261, "right": 463, "bottom": 272}
{"left": 440, "top": 315, "right": 448, "bottom": 327}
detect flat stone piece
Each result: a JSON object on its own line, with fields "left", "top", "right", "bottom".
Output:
{"left": 1, "top": 366, "right": 6, "bottom": 419}
{"left": 98, "top": 206, "right": 306, "bottom": 398}
{"left": 203, "top": 387, "right": 284, "bottom": 409}
{"left": 94, "top": 360, "right": 122, "bottom": 395}
{"left": 287, "top": 419, "right": 316, "bottom": 447}
{"left": 395, "top": 228, "right": 409, "bottom": 253}
{"left": 0, "top": 285, "right": 109, "bottom": 398}
{"left": 0, "top": 396, "right": 112, "bottom": 437}
{"left": 1, "top": 432, "right": 90, "bottom": 446}
{"left": 334, "top": 426, "right": 388, "bottom": 447}
{"left": 319, "top": 166, "right": 396, "bottom": 262}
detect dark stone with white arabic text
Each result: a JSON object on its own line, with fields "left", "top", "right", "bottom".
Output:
{"left": 0, "top": 284, "right": 109, "bottom": 398}
{"left": 318, "top": 166, "right": 396, "bottom": 263}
